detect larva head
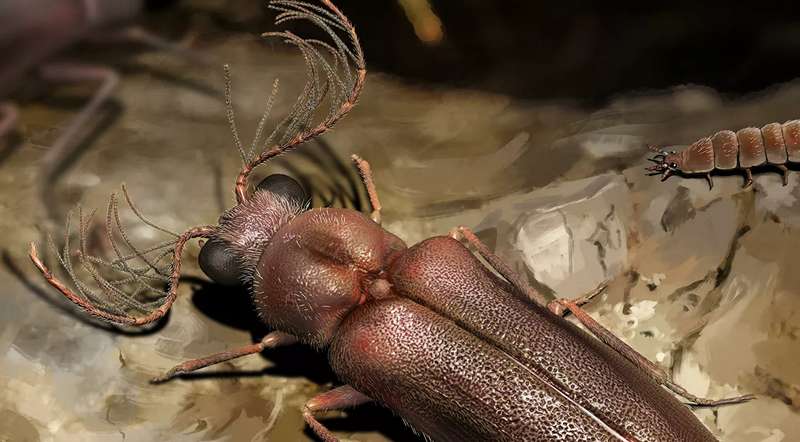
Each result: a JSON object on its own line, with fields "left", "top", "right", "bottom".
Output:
{"left": 199, "top": 174, "right": 309, "bottom": 286}
{"left": 646, "top": 145, "right": 682, "bottom": 181}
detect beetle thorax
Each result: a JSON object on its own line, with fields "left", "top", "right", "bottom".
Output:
{"left": 251, "top": 208, "right": 408, "bottom": 347}
{"left": 214, "top": 191, "right": 305, "bottom": 284}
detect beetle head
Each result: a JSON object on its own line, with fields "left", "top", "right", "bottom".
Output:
{"left": 646, "top": 145, "right": 682, "bottom": 181}
{"left": 199, "top": 174, "right": 309, "bottom": 286}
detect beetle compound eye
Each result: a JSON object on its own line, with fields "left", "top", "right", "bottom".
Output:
{"left": 255, "top": 174, "right": 310, "bottom": 206}
{"left": 198, "top": 238, "right": 242, "bottom": 286}
{"left": 671, "top": 163, "right": 678, "bottom": 168}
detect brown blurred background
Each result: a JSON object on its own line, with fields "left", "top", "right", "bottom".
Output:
{"left": 183, "top": 0, "right": 800, "bottom": 102}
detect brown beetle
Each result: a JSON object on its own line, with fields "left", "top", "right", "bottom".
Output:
{"left": 647, "top": 120, "right": 800, "bottom": 189}
{"left": 28, "top": 1, "right": 754, "bottom": 440}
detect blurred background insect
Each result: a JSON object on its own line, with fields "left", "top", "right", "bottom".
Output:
{"left": 0, "top": 0, "right": 210, "bottom": 231}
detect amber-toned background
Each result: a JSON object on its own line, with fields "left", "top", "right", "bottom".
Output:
{"left": 1, "top": 1, "right": 799, "bottom": 441}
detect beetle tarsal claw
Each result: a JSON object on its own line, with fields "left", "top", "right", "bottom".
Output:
{"left": 150, "top": 367, "right": 181, "bottom": 384}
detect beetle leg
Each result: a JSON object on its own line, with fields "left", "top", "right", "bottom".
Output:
{"left": 776, "top": 164, "right": 789, "bottom": 186}
{"left": 150, "top": 331, "right": 298, "bottom": 383}
{"left": 705, "top": 173, "right": 714, "bottom": 190}
{"left": 551, "top": 299, "right": 755, "bottom": 408}
{"left": 742, "top": 168, "right": 754, "bottom": 188}
{"left": 303, "top": 385, "right": 373, "bottom": 442}
{"left": 448, "top": 225, "right": 549, "bottom": 306}
{"left": 662, "top": 379, "right": 756, "bottom": 408}
{"left": 351, "top": 154, "right": 382, "bottom": 225}
{"left": 547, "top": 283, "right": 607, "bottom": 317}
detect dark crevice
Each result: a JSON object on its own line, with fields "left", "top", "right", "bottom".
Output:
{"left": 714, "top": 226, "right": 751, "bottom": 289}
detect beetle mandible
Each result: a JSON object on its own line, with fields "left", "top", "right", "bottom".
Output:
{"left": 646, "top": 120, "right": 800, "bottom": 189}
{"left": 29, "top": 1, "right": 754, "bottom": 440}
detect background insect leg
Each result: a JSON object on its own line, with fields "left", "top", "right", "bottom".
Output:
{"left": 551, "top": 299, "right": 755, "bottom": 407}
{"left": 151, "top": 331, "right": 298, "bottom": 383}
{"left": 94, "top": 26, "right": 212, "bottom": 66}
{"left": 705, "top": 173, "right": 714, "bottom": 190}
{"left": 0, "top": 102, "right": 18, "bottom": 139}
{"left": 351, "top": 154, "right": 382, "bottom": 224}
{"left": 36, "top": 63, "right": 120, "bottom": 224}
{"left": 303, "top": 385, "right": 373, "bottom": 442}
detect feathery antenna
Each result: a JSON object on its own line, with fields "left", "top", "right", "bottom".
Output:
{"left": 29, "top": 187, "right": 214, "bottom": 326}
{"left": 230, "top": 0, "right": 366, "bottom": 203}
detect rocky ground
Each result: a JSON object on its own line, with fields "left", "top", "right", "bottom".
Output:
{"left": 1, "top": 17, "right": 799, "bottom": 442}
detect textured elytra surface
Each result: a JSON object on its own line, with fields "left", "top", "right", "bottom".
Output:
{"left": 330, "top": 298, "right": 621, "bottom": 442}
{"left": 389, "top": 236, "right": 714, "bottom": 441}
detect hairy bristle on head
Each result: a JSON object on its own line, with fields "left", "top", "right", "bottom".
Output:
{"left": 215, "top": 191, "right": 307, "bottom": 284}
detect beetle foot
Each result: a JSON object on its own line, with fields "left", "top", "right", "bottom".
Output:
{"left": 548, "top": 283, "right": 608, "bottom": 318}
{"left": 303, "top": 385, "right": 372, "bottom": 442}
{"left": 150, "top": 367, "right": 182, "bottom": 384}
{"left": 684, "top": 393, "right": 757, "bottom": 409}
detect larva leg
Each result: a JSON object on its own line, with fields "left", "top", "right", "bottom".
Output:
{"left": 351, "top": 154, "right": 382, "bottom": 225}
{"left": 448, "top": 225, "right": 549, "bottom": 306}
{"left": 705, "top": 173, "right": 714, "bottom": 190}
{"left": 303, "top": 385, "right": 373, "bottom": 442}
{"left": 150, "top": 331, "right": 298, "bottom": 383}
{"left": 776, "top": 164, "right": 789, "bottom": 186}
{"left": 551, "top": 299, "right": 755, "bottom": 407}
{"left": 742, "top": 168, "right": 754, "bottom": 188}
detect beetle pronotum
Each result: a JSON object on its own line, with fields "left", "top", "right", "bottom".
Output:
{"left": 28, "top": 1, "right": 754, "bottom": 440}
{"left": 647, "top": 120, "right": 800, "bottom": 189}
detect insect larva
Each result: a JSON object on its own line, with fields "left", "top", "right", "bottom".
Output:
{"left": 646, "top": 119, "right": 800, "bottom": 189}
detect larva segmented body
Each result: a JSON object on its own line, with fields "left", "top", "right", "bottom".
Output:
{"left": 646, "top": 119, "right": 800, "bottom": 189}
